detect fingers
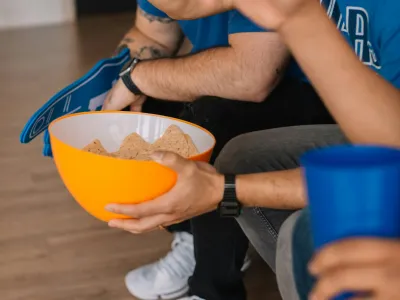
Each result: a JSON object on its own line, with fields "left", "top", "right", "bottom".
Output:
{"left": 310, "top": 239, "right": 399, "bottom": 275}
{"left": 108, "top": 214, "right": 174, "bottom": 233}
{"left": 105, "top": 195, "right": 173, "bottom": 218}
{"left": 194, "top": 161, "right": 217, "bottom": 173}
{"left": 130, "top": 95, "right": 147, "bottom": 112}
{"left": 130, "top": 102, "right": 143, "bottom": 112}
{"left": 102, "top": 80, "right": 137, "bottom": 111}
{"left": 103, "top": 94, "right": 132, "bottom": 111}
{"left": 102, "top": 92, "right": 113, "bottom": 111}
{"left": 106, "top": 152, "right": 196, "bottom": 220}
{"left": 310, "top": 266, "right": 380, "bottom": 300}
{"left": 151, "top": 151, "right": 193, "bottom": 174}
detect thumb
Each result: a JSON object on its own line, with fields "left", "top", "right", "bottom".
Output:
{"left": 195, "top": 161, "right": 217, "bottom": 173}
{"left": 130, "top": 102, "right": 143, "bottom": 112}
{"left": 151, "top": 151, "right": 189, "bottom": 173}
{"left": 102, "top": 94, "right": 132, "bottom": 111}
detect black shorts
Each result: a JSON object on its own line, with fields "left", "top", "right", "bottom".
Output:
{"left": 142, "top": 78, "right": 335, "bottom": 163}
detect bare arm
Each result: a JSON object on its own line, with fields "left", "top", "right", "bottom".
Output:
{"left": 114, "top": 8, "right": 183, "bottom": 59}
{"left": 279, "top": 2, "right": 400, "bottom": 147}
{"left": 132, "top": 32, "right": 288, "bottom": 102}
{"left": 231, "top": 2, "right": 400, "bottom": 210}
{"left": 235, "top": 169, "right": 305, "bottom": 209}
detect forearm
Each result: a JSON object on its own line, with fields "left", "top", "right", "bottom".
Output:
{"left": 115, "top": 27, "right": 175, "bottom": 59}
{"left": 235, "top": 168, "right": 306, "bottom": 209}
{"left": 133, "top": 46, "right": 282, "bottom": 102}
{"left": 279, "top": 2, "right": 400, "bottom": 147}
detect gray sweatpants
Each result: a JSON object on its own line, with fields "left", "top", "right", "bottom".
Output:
{"left": 214, "top": 125, "right": 347, "bottom": 299}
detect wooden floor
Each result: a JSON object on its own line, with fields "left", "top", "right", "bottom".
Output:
{"left": 0, "top": 14, "right": 280, "bottom": 300}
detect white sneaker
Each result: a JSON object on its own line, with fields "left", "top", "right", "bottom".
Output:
{"left": 125, "top": 232, "right": 195, "bottom": 300}
{"left": 125, "top": 232, "right": 252, "bottom": 300}
{"left": 178, "top": 297, "right": 205, "bottom": 300}
{"left": 241, "top": 254, "right": 252, "bottom": 272}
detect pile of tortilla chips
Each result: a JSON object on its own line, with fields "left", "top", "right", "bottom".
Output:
{"left": 83, "top": 125, "right": 199, "bottom": 160}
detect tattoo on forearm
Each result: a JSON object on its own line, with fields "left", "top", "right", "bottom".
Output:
{"left": 114, "top": 44, "right": 128, "bottom": 56}
{"left": 140, "top": 9, "right": 174, "bottom": 23}
{"left": 114, "top": 38, "right": 135, "bottom": 56}
{"left": 140, "top": 46, "right": 163, "bottom": 58}
{"left": 121, "top": 37, "right": 135, "bottom": 44}
{"left": 131, "top": 46, "right": 166, "bottom": 59}
{"left": 114, "top": 35, "right": 168, "bottom": 59}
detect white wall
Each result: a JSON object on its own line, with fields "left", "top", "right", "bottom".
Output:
{"left": 0, "top": 0, "right": 76, "bottom": 30}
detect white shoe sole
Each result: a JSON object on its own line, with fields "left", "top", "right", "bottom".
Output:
{"left": 241, "top": 256, "right": 252, "bottom": 272}
{"left": 125, "top": 276, "right": 189, "bottom": 300}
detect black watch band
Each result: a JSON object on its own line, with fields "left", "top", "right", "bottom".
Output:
{"left": 121, "top": 71, "right": 143, "bottom": 95}
{"left": 120, "top": 58, "right": 143, "bottom": 95}
{"left": 218, "top": 175, "right": 242, "bottom": 218}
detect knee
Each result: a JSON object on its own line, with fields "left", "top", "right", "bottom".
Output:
{"left": 215, "top": 125, "right": 346, "bottom": 175}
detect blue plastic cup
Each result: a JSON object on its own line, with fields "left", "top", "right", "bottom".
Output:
{"left": 301, "top": 145, "right": 400, "bottom": 300}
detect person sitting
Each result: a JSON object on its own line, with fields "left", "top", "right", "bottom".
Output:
{"left": 104, "top": 0, "right": 400, "bottom": 299}
{"left": 103, "top": 1, "right": 335, "bottom": 299}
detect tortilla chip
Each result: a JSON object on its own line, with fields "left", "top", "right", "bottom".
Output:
{"left": 112, "top": 149, "right": 139, "bottom": 160}
{"left": 152, "top": 125, "right": 189, "bottom": 158}
{"left": 185, "top": 134, "right": 198, "bottom": 157}
{"left": 120, "top": 133, "right": 151, "bottom": 151}
{"left": 82, "top": 125, "right": 196, "bottom": 160}
{"left": 83, "top": 139, "right": 109, "bottom": 156}
{"left": 135, "top": 152, "right": 153, "bottom": 161}
{"left": 112, "top": 133, "right": 151, "bottom": 159}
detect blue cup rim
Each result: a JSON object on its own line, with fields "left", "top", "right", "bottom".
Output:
{"left": 301, "top": 145, "right": 400, "bottom": 169}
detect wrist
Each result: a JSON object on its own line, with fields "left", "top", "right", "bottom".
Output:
{"left": 130, "top": 60, "right": 146, "bottom": 95}
{"left": 278, "top": 1, "right": 322, "bottom": 35}
{"left": 211, "top": 173, "right": 225, "bottom": 209}
{"left": 235, "top": 175, "right": 247, "bottom": 206}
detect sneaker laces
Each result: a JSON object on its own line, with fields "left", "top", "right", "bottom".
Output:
{"left": 155, "top": 232, "right": 195, "bottom": 279}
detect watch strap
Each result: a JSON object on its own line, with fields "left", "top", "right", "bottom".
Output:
{"left": 121, "top": 58, "right": 143, "bottom": 95}
{"left": 121, "top": 71, "right": 143, "bottom": 95}
{"left": 218, "top": 175, "right": 242, "bottom": 218}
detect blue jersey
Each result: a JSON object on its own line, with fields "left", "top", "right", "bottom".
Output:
{"left": 138, "top": 1, "right": 305, "bottom": 79}
{"left": 321, "top": 0, "right": 400, "bottom": 87}
{"left": 137, "top": 0, "right": 265, "bottom": 53}
{"left": 138, "top": 0, "right": 400, "bottom": 86}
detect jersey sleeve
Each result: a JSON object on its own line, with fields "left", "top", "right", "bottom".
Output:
{"left": 137, "top": 0, "right": 170, "bottom": 18}
{"left": 228, "top": 10, "right": 268, "bottom": 35}
{"left": 375, "top": 2, "right": 400, "bottom": 88}
{"left": 378, "top": 31, "right": 400, "bottom": 89}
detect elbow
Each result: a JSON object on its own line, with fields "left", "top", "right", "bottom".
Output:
{"left": 237, "top": 82, "right": 273, "bottom": 103}
{"left": 233, "top": 70, "right": 280, "bottom": 103}
{"left": 248, "top": 87, "right": 271, "bottom": 103}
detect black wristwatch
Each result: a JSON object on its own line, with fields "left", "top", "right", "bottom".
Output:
{"left": 119, "top": 57, "right": 143, "bottom": 95}
{"left": 217, "top": 175, "right": 242, "bottom": 218}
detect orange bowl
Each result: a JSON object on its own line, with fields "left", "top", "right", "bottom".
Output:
{"left": 48, "top": 112, "right": 216, "bottom": 222}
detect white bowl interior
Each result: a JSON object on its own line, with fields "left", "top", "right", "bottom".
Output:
{"left": 50, "top": 113, "right": 215, "bottom": 154}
